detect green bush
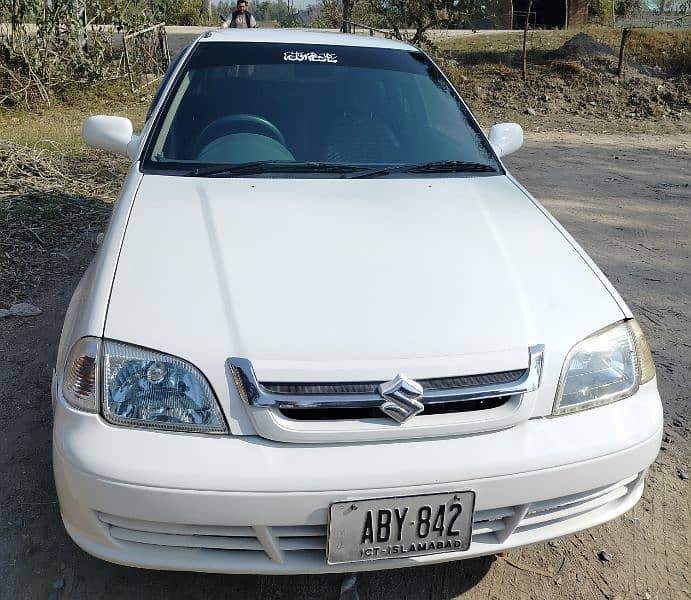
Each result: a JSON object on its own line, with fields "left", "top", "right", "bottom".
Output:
{"left": 589, "top": 0, "right": 614, "bottom": 24}
{"left": 170, "top": 0, "right": 205, "bottom": 25}
{"left": 0, "top": 0, "right": 153, "bottom": 108}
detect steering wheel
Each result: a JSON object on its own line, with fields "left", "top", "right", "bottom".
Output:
{"left": 196, "top": 114, "right": 287, "bottom": 156}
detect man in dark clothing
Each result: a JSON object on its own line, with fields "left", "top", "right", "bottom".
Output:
{"left": 223, "top": 0, "right": 257, "bottom": 28}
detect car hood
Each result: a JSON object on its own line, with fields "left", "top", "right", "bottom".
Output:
{"left": 105, "top": 174, "right": 623, "bottom": 427}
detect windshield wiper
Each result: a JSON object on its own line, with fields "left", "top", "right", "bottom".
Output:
{"left": 187, "top": 161, "right": 367, "bottom": 177}
{"left": 347, "top": 160, "right": 498, "bottom": 179}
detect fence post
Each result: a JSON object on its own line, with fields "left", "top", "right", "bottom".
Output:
{"left": 159, "top": 23, "right": 170, "bottom": 66}
{"left": 617, "top": 27, "right": 632, "bottom": 78}
{"left": 522, "top": 0, "right": 533, "bottom": 81}
{"left": 123, "top": 35, "right": 135, "bottom": 92}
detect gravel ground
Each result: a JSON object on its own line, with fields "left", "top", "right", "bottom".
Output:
{"left": 0, "top": 132, "right": 689, "bottom": 600}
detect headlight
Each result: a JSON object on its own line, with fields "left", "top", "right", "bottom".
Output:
{"left": 101, "top": 340, "right": 227, "bottom": 433}
{"left": 553, "top": 320, "right": 655, "bottom": 416}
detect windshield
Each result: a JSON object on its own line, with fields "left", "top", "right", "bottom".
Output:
{"left": 142, "top": 42, "right": 501, "bottom": 177}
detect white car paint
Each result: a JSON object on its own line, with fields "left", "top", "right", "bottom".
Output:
{"left": 105, "top": 175, "right": 624, "bottom": 440}
{"left": 52, "top": 29, "right": 662, "bottom": 574}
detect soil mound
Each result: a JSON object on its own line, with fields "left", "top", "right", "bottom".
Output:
{"left": 552, "top": 33, "right": 616, "bottom": 60}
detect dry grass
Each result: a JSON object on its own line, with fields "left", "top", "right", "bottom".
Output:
{"left": 438, "top": 27, "right": 691, "bottom": 75}
{"left": 624, "top": 28, "right": 691, "bottom": 75}
{"left": 0, "top": 142, "right": 125, "bottom": 305}
{"left": 0, "top": 79, "right": 151, "bottom": 306}
{"left": 0, "top": 141, "right": 123, "bottom": 200}
{"left": 0, "top": 79, "right": 149, "bottom": 151}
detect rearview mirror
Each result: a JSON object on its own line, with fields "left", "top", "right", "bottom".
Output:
{"left": 82, "top": 115, "right": 140, "bottom": 159}
{"left": 488, "top": 123, "right": 523, "bottom": 158}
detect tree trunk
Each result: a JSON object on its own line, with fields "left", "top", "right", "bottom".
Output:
{"left": 522, "top": 0, "right": 533, "bottom": 81}
{"left": 564, "top": 0, "right": 569, "bottom": 29}
{"left": 412, "top": 17, "right": 425, "bottom": 44}
{"left": 11, "top": 0, "right": 18, "bottom": 49}
{"left": 200, "top": 0, "right": 212, "bottom": 19}
{"left": 341, "top": 0, "right": 352, "bottom": 32}
{"left": 612, "top": 0, "right": 616, "bottom": 27}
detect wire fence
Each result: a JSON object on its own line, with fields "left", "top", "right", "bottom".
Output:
{"left": 341, "top": 20, "right": 391, "bottom": 38}
{"left": 122, "top": 23, "right": 170, "bottom": 93}
{"left": 614, "top": 12, "right": 691, "bottom": 28}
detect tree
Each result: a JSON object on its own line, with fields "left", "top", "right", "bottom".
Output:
{"left": 368, "top": 0, "right": 485, "bottom": 44}
{"left": 200, "top": 0, "right": 211, "bottom": 19}
{"left": 341, "top": 0, "right": 357, "bottom": 30}
{"left": 314, "top": 0, "right": 382, "bottom": 29}
{"left": 617, "top": 0, "right": 643, "bottom": 16}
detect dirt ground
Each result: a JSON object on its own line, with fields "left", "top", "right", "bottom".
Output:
{"left": 0, "top": 129, "right": 688, "bottom": 599}
{"left": 442, "top": 31, "right": 691, "bottom": 137}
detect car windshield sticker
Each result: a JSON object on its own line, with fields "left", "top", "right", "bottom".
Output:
{"left": 283, "top": 51, "right": 338, "bottom": 64}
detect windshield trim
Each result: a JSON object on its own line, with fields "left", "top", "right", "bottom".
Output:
{"left": 142, "top": 168, "right": 503, "bottom": 180}
{"left": 139, "top": 42, "right": 505, "bottom": 178}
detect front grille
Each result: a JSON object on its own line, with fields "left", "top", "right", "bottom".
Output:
{"left": 98, "top": 513, "right": 326, "bottom": 562}
{"left": 263, "top": 370, "right": 526, "bottom": 395}
{"left": 229, "top": 347, "right": 542, "bottom": 440}
{"left": 515, "top": 475, "right": 638, "bottom": 534}
{"left": 472, "top": 473, "right": 642, "bottom": 544}
{"left": 98, "top": 473, "right": 642, "bottom": 565}
{"left": 280, "top": 395, "right": 511, "bottom": 421}
{"left": 264, "top": 369, "right": 524, "bottom": 420}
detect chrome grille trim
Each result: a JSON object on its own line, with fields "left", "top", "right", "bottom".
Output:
{"left": 227, "top": 345, "right": 544, "bottom": 411}
{"left": 262, "top": 370, "right": 526, "bottom": 395}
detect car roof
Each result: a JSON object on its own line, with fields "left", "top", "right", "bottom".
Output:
{"left": 198, "top": 28, "right": 418, "bottom": 52}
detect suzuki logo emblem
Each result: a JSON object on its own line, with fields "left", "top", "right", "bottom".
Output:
{"left": 378, "top": 374, "right": 425, "bottom": 423}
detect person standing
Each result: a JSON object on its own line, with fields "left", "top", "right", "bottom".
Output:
{"left": 223, "top": 0, "right": 257, "bottom": 28}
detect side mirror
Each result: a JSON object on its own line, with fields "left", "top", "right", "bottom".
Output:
{"left": 82, "top": 115, "right": 141, "bottom": 160}
{"left": 488, "top": 123, "right": 523, "bottom": 158}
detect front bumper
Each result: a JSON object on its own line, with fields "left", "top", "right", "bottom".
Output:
{"left": 53, "top": 381, "right": 662, "bottom": 574}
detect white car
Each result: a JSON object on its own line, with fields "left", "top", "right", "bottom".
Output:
{"left": 54, "top": 29, "right": 662, "bottom": 574}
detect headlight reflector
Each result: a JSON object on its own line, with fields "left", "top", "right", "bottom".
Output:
{"left": 553, "top": 321, "right": 653, "bottom": 415}
{"left": 102, "top": 340, "right": 227, "bottom": 433}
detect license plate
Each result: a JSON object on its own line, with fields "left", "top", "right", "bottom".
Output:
{"left": 327, "top": 491, "right": 475, "bottom": 565}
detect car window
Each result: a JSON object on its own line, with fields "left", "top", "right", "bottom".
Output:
{"left": 145, "top": 44, "right": 191, "bottom": 122}
{"left": 142, "top": 42, "right": 500, "bottom": 175}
